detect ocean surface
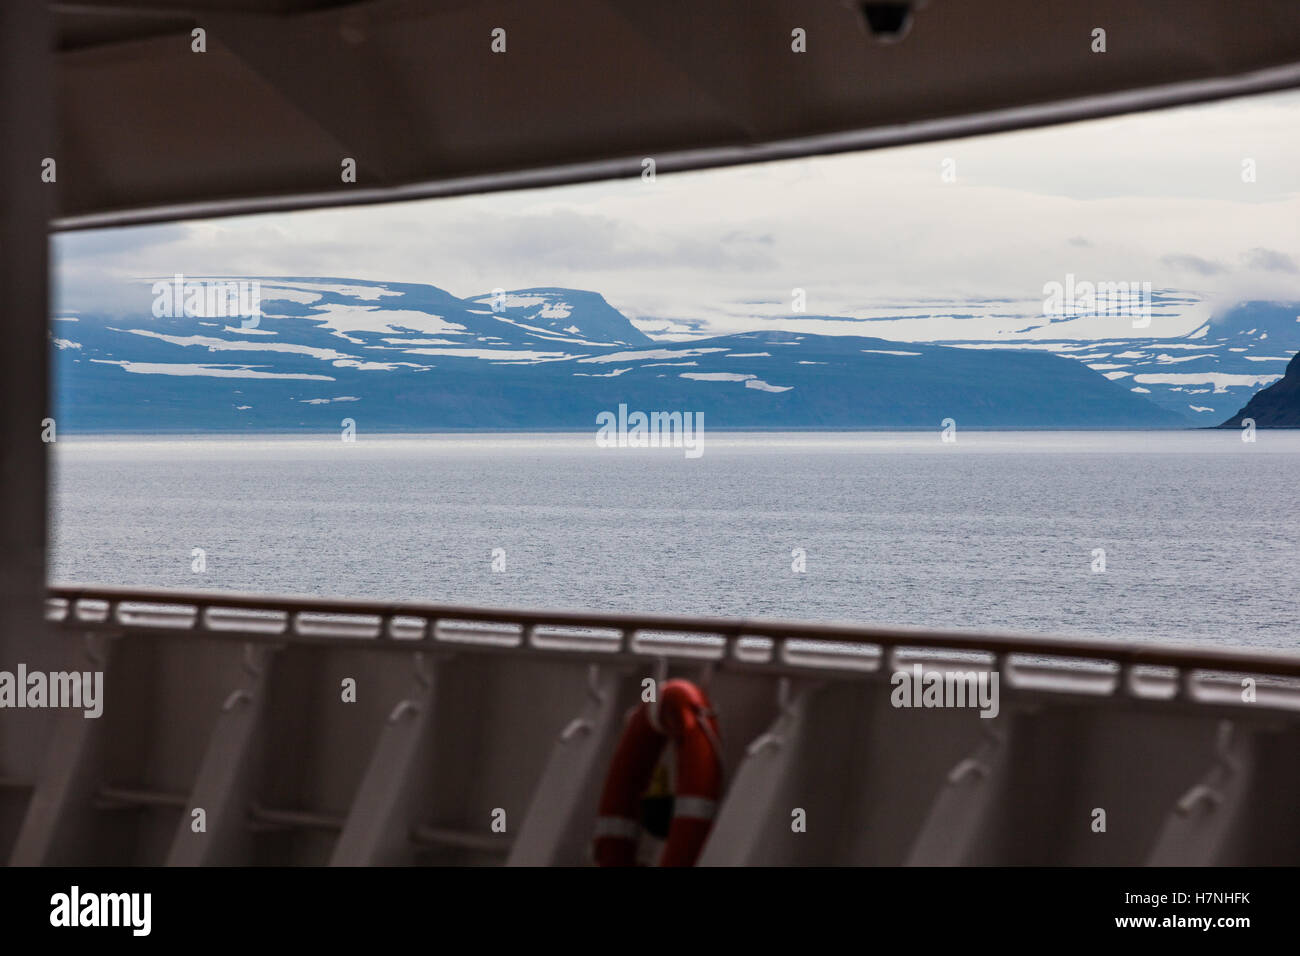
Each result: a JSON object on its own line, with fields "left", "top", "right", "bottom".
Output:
{"left": 49, "top": 431, "right": 1300, "bottom": 649}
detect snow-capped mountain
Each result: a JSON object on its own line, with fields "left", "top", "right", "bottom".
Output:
{"left": 462, "top": 288, "right": 653, "bottom": 347}
{"left": 53, "top": 277, "right": 1258, "bottom": 431}
{"left": 931, "top": 299, "right": 1300, "bottom": 424}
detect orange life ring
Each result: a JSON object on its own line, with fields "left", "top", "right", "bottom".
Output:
{"left": 593, "top": 679, "right": 723, "bottom": 867}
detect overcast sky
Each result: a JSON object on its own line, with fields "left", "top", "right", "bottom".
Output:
{"left": 56, "top": 88, "right": 1300, "bottom": 342}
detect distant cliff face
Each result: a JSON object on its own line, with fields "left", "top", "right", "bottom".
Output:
{"left": 1220, "top": 351, "right": 1300, "bottom": 428}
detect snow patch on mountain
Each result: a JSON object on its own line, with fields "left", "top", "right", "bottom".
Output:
{"left": 90, "top": 359, "right": 335, "bottom": 381}
{"left": 681, "top": 372, "right": 793, "bottom": 393}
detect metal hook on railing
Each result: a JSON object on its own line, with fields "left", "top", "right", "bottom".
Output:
{"left": 586, "top": 663, "right": 606, "bottom": 704}
{"left": 746, "top": 731, "right": 782, "bottom": 757}
{"left": 242, "top": 642, "right": 264, "bottom": 677}
{"left": 556, "top": 665, "right": 607, "bottom": 745}
{"left": 387, "top": 699, "right": 420, "bottom": 724}
{"left": 1176, "top": 783, "right": 1224, "bottom": 816}
{"left": 413, "top": 651, "right": 434, "bottom": 689}
{"left": 1171, "top": 719, "right": 1240, "bottom": 818}
{"left": 559, "top": 717, "right": 593, "bottom": 742}
{"left": 947, "top": 758, "right": 988, "bottom": 785}
{"left": 696, "top": 660, "right": 716, "bottom": 691}
{"left": 945, "top": 719, "right": 1005, "bottom": 786}
{"left": 84, "top": 632, "right": 107, "bottom": 667}
{"left": 777, "top": 677, "right": 796, "bottom": 717}
{"left": 1214, "top": 720, "right": 1240, "bottom": 774}
{"left": 743, "top": 676, "right": 799, "bottom": 758}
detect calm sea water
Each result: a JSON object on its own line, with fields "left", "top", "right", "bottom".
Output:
{"left": 49, "top": 431, "right": 1300, "bottom": 649}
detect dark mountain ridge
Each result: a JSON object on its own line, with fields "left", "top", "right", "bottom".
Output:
{"left": 1219, "top": 350, "right": 1300, "bottom": 428}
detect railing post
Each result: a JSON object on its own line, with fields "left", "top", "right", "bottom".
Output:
{"left": 329, "top": 653, "right": 441, "bottom": 865}
{"left": 166, "top": 643, "right": 278, "bottom": 865}
{"left": 8, "top": 634, "right": 116, "bottom": 865}
{"left": 507, "top": 665, "right": 626, "bottom": 866}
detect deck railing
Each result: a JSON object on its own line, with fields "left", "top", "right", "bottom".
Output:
{"left": 45, "top": 584, "right": 1300, "bottom": 702}
{"left": 23, "top": 583, "right": 1300, "bottom": 867}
